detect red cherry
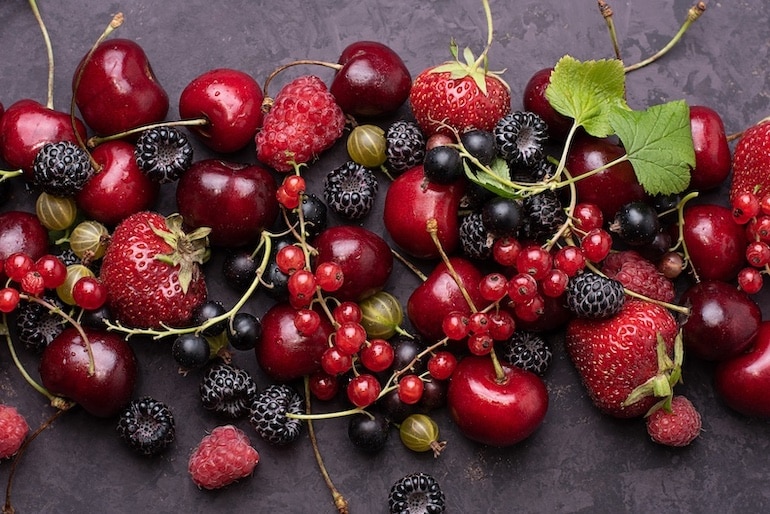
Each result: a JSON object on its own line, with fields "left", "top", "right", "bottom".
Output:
{"left": 522, "top": 67, "right": 572, "bottom": 141}
{"left": 0, "top": 212, "right": 50, "bottom": 279}
{"left": 682, "top": 203, "right": 748, "bottom": 282}
{"left": 715, "top": 321, "right": 770, "bottom": 417}
{"left": 688, "top": 105, "right": 731, "bottom": 191}
{"left": 178, "top": 68, "right": 264, "bottom": 153}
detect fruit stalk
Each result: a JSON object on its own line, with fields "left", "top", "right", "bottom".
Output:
{"left": 27, "top": 0, "right": 54, "bottom": 109}
{"left": 260, "top": 59, "right": 342, "bottom": 107}
{"left": 597, "top": 0, "right": 622, "bottom": 60}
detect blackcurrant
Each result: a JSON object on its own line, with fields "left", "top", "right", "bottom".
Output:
{"left": 610, "top": 201, "right": 661, "bottom": 246}
{"left": 390, "top": 336, "right": 426, "bottom": 373}
{"left": 285, "top": 192, "right": 328, "bottom": 240}
{"left": 417, "top": 378, "right": 448, "bottom": 412}
{"left": 192, "top": 300, "right": 227, "bottom": 337}
{"left": 80, "top": 304, "right": 112, "bottom": 329}
{"left": 460, "top": 129, "right": 497, "bottom": 165}
{"left": 171, "top": 333, "right": 211, "bottom": 370}
{"left": 347, "top": 411, "right": 390, "bottom": 453}
{"left": 481, "top": 196, "right": 523, "bottom": 237}
{"left": 378, "top": 388, "right": 418, "bottom": 424}
{"left": 422, "top": 145, "right": 463, "bottom": 184}
{"left": 226, "top": 312, "right": 262, "bottom": 351}
{"left": 222, "top": 250, "right": 259, "bottom": 293}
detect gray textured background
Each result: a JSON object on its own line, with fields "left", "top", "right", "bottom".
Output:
{"left": 1, "top": 0, "right": 769, "bottom": 512}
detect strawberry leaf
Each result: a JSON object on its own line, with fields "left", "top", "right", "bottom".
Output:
{"left": 545, "top": 56, "right": 628, "bottom": 137}
{"left": 609, "top": 100, "right": 694, "bottom": 195}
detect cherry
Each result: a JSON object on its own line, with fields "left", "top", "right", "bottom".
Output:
{"left": 0, "top": 211, "right": 49, "bottom": 278}
{"left": 255, "top": 302, "right": 334, "bottom": 382}
{"left": 330, "top": 41, "right": 411, "bottom": 118}
{"left": 39, "top": 327, "right": 138, "bottom": 417}
{"left": 565, "top": 135, "right": 647, "bottom": 221}
{"left": 0, "top": 99, "right": 87, "bottom": 179}
{"left": 76, "top": 141, "right": 159, "bottom": 226}
{"left": 680, "top": 280, "right": 761, "bottom": 361}
{"left": 176, "top": 159, "right": 279, "bottom": 248}
{"left": 178, "top": 68, "right": 264, "bottom": 153}
{"left": 714, "top": 321, "right": 770, "bottom": 418}
{"left": 447, "top": 355, "right": 548, "bottom": 447}
{"left": 688, "top": 105, "right": 731, "bottom": 191}
{"left": 73, "top": 38, "right": 169, "bottom": 135}
{"left": 313, "top": 225, "right": 393, "bottom": 302}
{"left": 522, "top": 67, "right": 572, "bottom": 141}
{"left": 681, "top": 203, "right": 748, "bottom": 282}
{"left": 384, "top": 165, "right": 465, "bottom": 259}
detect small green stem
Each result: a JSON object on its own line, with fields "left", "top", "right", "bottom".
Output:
{"left": 489, "top": 348, "right": 507, "bottom": 383}
{"left": 0, "top": 170, "right": 23, "bottom": 183}
{"left": 86, "top": 117, "right": 206, "bottom": 148}
{"left": 2, "top": 313, "right": 54, "bottom": 401}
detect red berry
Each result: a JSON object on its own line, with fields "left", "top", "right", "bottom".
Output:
{"left": 428, "top": 351, "right": 457, "bottom": 380}
{"left": 397, "top": 374, "right": 424, "bottom": 405}
{"left": 308, "top": 371, "right": 339, "bottom": 401}
{"left": 314, "top": 261, "right": 344, "bottom": 292}
{"left": 442, "top": 311, "right": 470, "bottom": 340}
{"left": 488, "top": 310, "right": 516, "bottom": 340}
{"left": 282, "top": 175, "right": 306, "bottom": 197}
{"left": 334, "top": 321, "right": 367, "bottom": 355}
{"left": 573, "top": 203, "right": 604, "bottom": 232}
{"left": 732, "top": 191, "right": 760, "bottom": 224}
{"left": 746, "top": 215, "right": 770, "bottom": 242}
{"left": 467, "top": 312, "right": 490, "bottom": 334}
{"left": 746, "top": 241, "right": 770, "bottom": 267}
{"left": 492, "top": 237, "right": 521, "bottom": 267}
{"left": 276, "top": 185, "right": 300, "bottom": 209}
{"left": 0, "top": 288, "right": 20, "bottom": 313}
{"left": 553, "top": 245, "right": 586, "bottom": 277}
{"left": 321, "top": 346, "right": 353, "bottom": 375}
{"left": 541, "top": 269, "right": 569, "bottom": 298}
{"left": 333, "top": 301, "right": 362, "bottom": 324}
{"left": 738, "top": 267, "right": 764, "bottom": 294}
{"left": 275, "top": 244, "right": 305, "bottom": 275}
{"left": 20, "top": 271, "right": 45, "bottom": 296}
{"left": 34, "top": 255, "right": 67, "bottom": 289}
{"left": 359, "top": 338, "right": 395, "bottom": 372}
{"left": 72, "top": 276, "right": 108, "bottom": 310}
{"left": 645, "top": 396, "right": 702, "bottom": 447}
{"left": 0, "top": 404, "right": 29, "bottom": 459}
{"left": 4, "top": 252, "right": 34, "bottom": 282}
{"left": 287, "top": 269, "right": 316, "bottom": 306}
{"left": 293, "top": 308, "right": 322, "bottom": 336}
{"left": 507, "top": 273, "right": 538, "bottom": 304}
{"left": 514, "top": 294, "right": 545, "bottom": 322}
{"left": 580, "top": 228, "right": 612, "bottom": 262}
{"left": 467, "top": 332, "right": 494, "bottom": 355}
{"left": 346, "top": 374, "right": 381, "bottom": 408}
{"left": 188, "top": 425, "right": 259, "bottom": 490}
{"left": 478, "top": 272, "right": 508, "bottom": 302}
{"left": 516, "top": 245, "right": 552, "bottom": 280}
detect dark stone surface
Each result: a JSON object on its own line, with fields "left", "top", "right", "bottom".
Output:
{"left": 1, "top": 0, "right": 769, "bottom": 512}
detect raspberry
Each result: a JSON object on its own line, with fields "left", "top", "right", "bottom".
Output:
{"left": 500, "top": 330, "right": 552, "bottom": 375}
{"left": 566, "top": 271, "right": 626, "bottom": 319}
{"left": 0, "top": 404, "right": 29, "bottom": 459}
{"left": 646, "top": 395, "right": 702, "bottom": 447}
{"left": 116, "top": 396, "right": 175, "bottom": 456}
{"left": 385, "top": 120, "right": 426, "bottom": 174}
{"left": 134, "top": 126, "right": 193, "bottom": 183}
{"left": 602, "top": 250, "right": 675, "bottom": 303}
{"left": 387, "top": 472, "right": 446, "bottom": 514}
{"left": 323, "top": 161, "right": 379, "bottom": 220}
{"left": 494, "top": 111, "right": 549, "bottom": 167}
{"left": 249, "top": 384, "right": 303, "bottom": 445}
{"left": 199, "top": 362, "right": 259, "bottom": 419}
{"left": 458, "top": 212, "right": 493, "bottom": 260}
{"left": 32, "top": 141, "right": 95, "bottom": 197}
{"left": 256, "top": 75, "right": 345, "bottom": 172}
{"left": 188, "top": 425, "right": 260, "bottom": 490}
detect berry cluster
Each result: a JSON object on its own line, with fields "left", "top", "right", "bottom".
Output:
{"left": 731, "top": 190, "right": 770, "bottom": 293}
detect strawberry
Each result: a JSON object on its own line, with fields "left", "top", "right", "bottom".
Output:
{"left": 255, "top": 75, "right": 345, "bottom": 172}
{"left": 602, "top": 250, "right": 675, "bottom": 303}
{"left": 188, "top": 425, "right": 260, "bottom": 490}
{"left": 0, "top": 404, "right": 29, "bottom": 459}
{"left": 408, "top": 1, "right": 510, "bottom": 137}
{"left": 645, "top": 395, "right": 702, "bottom": 447}
{"left": 729, "top": 120, "right": 770, "bottom": 201}
{"left": 565, "top": 299, "right": 680, "bottom": 418}
{"left": 99, "top": 211, "right": 209, "bottom": 329}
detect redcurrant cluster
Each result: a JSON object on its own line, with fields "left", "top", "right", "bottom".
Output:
{"left": 275, "top": 174, "right": 307, "bottom": 210}
{"left": 731, "top": 190, "right": 770, "bottom": 293}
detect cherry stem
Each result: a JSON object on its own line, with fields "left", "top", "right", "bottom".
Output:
{"left": 489, "top": 347, "right": 507, "bottom": 383}
{"left": 302, "top": 377, "right": 350, "bottom": 514}
{"left": 471, "top": 0, "right": 495, "bottom": 72}
{"left": 390, "top": 248, "right": 428, "bottom": 282}
{"left": 261, "top": 59, "right": 342, "bottom": 104}
{"left": 669, "top": 190, "right": 701, "bottom": 282}
{"left": 426, "top": 218, "right": 478, "bottom": 312}
{"left": 598, "top": 0, "right": 622, "bottom": 61}
{"left": 27, "top": 0, "right": 54, "bottom": 110}
{"left": 623, "top": 2, "right": 706, "bottom": 73}
{"left": 0, "top": 170, "right": 23, "bottom": 183}
{"left": 86, "top": 117, "right": 208, "bottom": 148}
{"left": 726, "top": 114, "right": 770, "bottom": 142}
{"left": 1, "top": 313, "right": 55, "bottom": 401}
{"left": 4, "top": 408, "right": 68, "bottom": 514}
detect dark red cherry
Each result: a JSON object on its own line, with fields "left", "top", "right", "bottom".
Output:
{"left": 73, "top": 39, "right": 169, "bottom": 135}
{"left": 0, "top": 211, "right": 49, "bottom": 279}
{"left": 330, "top": 41, "right": 411, "bottom": 118}
{"left": 178, "top": 68, "right": 264, "bottom": 153}
{"left": 523, "top": 67, "right": 572, "bottom": 141}
{"left": 688, "top": 105, "right": 731, "bottom": 191}
{"left": 681, "top": 203, "right": 748, "bottom": 282}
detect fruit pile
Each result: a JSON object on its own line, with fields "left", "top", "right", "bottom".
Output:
{"left": 2, "top": 0, "right": 770, "bottom": 512}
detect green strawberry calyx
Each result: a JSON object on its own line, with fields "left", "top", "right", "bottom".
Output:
{"left": 151, "top": 213, "right": 211, "bottom": 294}
{"left": 428, "top": 0, "right": 509, "bottom": 95}
{"left": 622, "top": 330, "right": 684, "bottom": 416}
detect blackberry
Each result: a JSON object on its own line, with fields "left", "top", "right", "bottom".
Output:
{"left": 323, "top": 160, "right": 379, "bottom": 220}
{"left": 249, "top": 384, "right": 303, "bottom": 445}
{"left": 494, "top": 111, "right": 549, "bottom": 167}
{"left": 13, "top": 296, "right": 66, "bottom": 353}
{"left": 500, "top": 331, "right": 552, "bottom": 375}
{"left": 566, "top": 271, "right": 626, "bottom": 319}
{"left": 385, "top": 120, "right": 426, "bottom": 174}
{"left": 116, "top": 397, "right": 175, "bottom": 456}
{"left": 134, "top": 126, "right": 193, "bottom": 183}
{"left": 521, "top": 190, "right": 567, "bottom": 243}
{"left": 32, "top": 141, "right": 95, "bottom": 197}
{"left": 387, "top": 472, "right": 446, "bottom": 514}
{"left": 529, "top": 157, "right": 557, "bottom": 182}
{"left": 199, "top": 362, "right": 258, "bottom": 418}
{"left": 458, "top": 212, "right": 493, "bottom": 260}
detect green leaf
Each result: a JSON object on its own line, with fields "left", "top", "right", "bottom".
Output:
{"left": 545, "top": 55, "right": 628, "bottom": 137}
{"left": 463, "top": 158, "right": 519, "bottom": 199}
{"left": 609, "top": 100, "right": 694, "bottom": 196}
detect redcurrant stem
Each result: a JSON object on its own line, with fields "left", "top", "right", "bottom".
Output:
{"left": 86, "top": 117, "right": 207, "bottom": 148}
{"left": 262, "top": 59, "right": 342, "bottom": 106}
{"left": 302, "top": 377, "right": 350, "bottom": 514}
{"left": 598, "top": 0, "right": 622, "bottom": 61}
{"left": 4, "top": 408, "right": 68, "bottom": 514}
{"left": 27, "top": 0, "right": 54, "bottom": 110}
{"left": 623, "top": 2, "right": 706, "bottom": 73}
{"left": 426, "top": 218, "right": 478, "bottom": 312}
{"left": 471, "top": 0, "right": 494, "bottom": 72}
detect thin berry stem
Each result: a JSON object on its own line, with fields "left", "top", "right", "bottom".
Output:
{"left": 0, "top": 170, "right": 23, "bottom": 183}
{"left": 598, "top": 0, "right": 622, "bottom": 61}
{"left": 1, "top": 313, "right": 55, "bottom": 402}
{"left": 261, "top": 59, "right": 342, "bottom": 104}
{"left": 426, "top": 218, "right": 478, "bottom": 312}
{"left": 86, "top": 117, "right": 207, "bottom": 148}
{"left": 27, "top": 0, "right": 54, "bottom": 110}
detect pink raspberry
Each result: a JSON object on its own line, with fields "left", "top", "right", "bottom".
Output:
{"left": 602, "top": 250, "right": 675, "bottom": 303}
{"left": 0, "top": 404, "right": 29, "bottom": 459}
{"left": 188, "top": 425, "right": 260, "bottom": 490}
{"left": 646, "top": 395, "right": 702, "bottom": 447}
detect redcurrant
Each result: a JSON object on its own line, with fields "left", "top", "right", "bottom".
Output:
{"left": 72, "top": 276, "right": 108, "bottom": 310}
{"left": 347, "top": 374, "right": 381, "bottom": 408}
{"left": 276, "top": 244, "right": 306, "bottom": 275}
{"left": 308, "top": 371, "right": 339, "bottom": 401}
{"left": 359, "top": 338, "right": 395, "bottom": 372}
{"left": 738, "top": 267, "right": 764, "bottom": 295}
{"left": 334, "top": 321, "right": 367, "bottom": 355}
{"left": 441, "top": 311, "right": 469, "bottom": 340}
{"left": 321, "top": 346, "right": 353, "bottom": 375}
{"left": 479, "top": 272, "right": 508, "bottom": 302}
{"left": 314, "top": 261, "right": 344, "bottom": 292}
{"left": 427, "top": 351, "right": 457, "bottom": 380}
{"left": 293, "top": 308, "right": 321, "bottom": 335}
{"left": 0, "top": 287, "right": 20, "bottom": 313}
{"left": 397, "top": 374, "right": 424, "bottom": 405}
{"left": 34, "top": 255, "right": 67, "bottom": 289}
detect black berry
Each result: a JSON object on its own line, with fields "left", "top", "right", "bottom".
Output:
{"left": 199, "top": 362, "right": 259, "bottom": 418}
{"left": 323, "top": 160, "right": 379, "bottom": 220}
{"left": 116, "top": 396, "right": 175, "bottom": 456}
{"left": 32, "top": 141, "right": 94, "bottom": 197}
{"left": 566, "top": 271, "right": 626, "bottom": 319}
{"left": 387, "top": 472, "right": 446, "bottom": 514}
{"left": 134, "top": 126, "right": 193, "bottom": 183}
{"left": 249, "top": 384, "right": 303, "bottom": 445}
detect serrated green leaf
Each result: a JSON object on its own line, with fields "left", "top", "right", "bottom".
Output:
{"left": 463, "top": 158, "right": 519, "bottom": 199}
{"left": 609, "top": 100, "right": 694, "bottom": 196}
{"left": 545, "top": 55, "right": 628, "bottom": 137}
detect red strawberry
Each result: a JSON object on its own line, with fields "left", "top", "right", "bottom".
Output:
{"left": 646, "top": 395, "right": 702, "bottom": 447}
{"left": 565, "top": 299, "right": 679, "bottom": 418}
{"left": 188, "top": 425, "right": 260, "bottom": 490}
{"left": 0, "top": 404, "right": 29, "bottom": 459}
{"left": 602, "top": 250, "right": 675, "bottom": 303}
{"left": 99, "top": 211, "right": 209, "bottom": 329}
{"left": 255, "top": 75, "right": 345, "bottom": 172}
{"left": 408, "top": 2, "right": 510, "bottom": 137}
{"left": 729, "top": 120, "right": 770, "bottom": 201}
